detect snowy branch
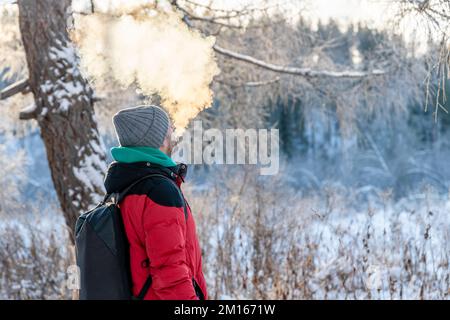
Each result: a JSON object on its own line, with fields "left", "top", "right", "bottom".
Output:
{"left": 174, "top": 3, "right": 244, "bottom": 29}
{"left": 19, "top": 103, "right": 38, "bottom": 120}
{"left": 215, "top": 77, "right": 280, "bottom": 88}
{"left": 172, "top": 1, "right": 387, "bottom": 79}
{"left": 0, "top": 79, "right": 29, "bottom": 100}
{"left": 213, "top": 45, "right": 386, "bottom": 79}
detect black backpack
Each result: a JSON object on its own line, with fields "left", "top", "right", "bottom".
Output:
{"left": 75, "top": 173, "right": 187, "bottom": 300}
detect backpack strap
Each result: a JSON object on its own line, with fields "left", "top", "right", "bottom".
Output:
{"left": 134, "top": 275, "right": 153, "bottom": 300}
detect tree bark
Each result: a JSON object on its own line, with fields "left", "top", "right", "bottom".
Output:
{"left": 18, "top": 0, "right": 107, "bottom": 242}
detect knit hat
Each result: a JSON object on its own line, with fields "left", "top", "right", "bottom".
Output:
{"left": 112, "top": 105, "right": 170, "bottom": 148}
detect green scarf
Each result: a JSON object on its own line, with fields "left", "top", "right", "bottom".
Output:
{"left": 111, "top": 146, "right": 177, "bottom": 167}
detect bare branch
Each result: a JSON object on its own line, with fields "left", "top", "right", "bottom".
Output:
{"left": 213, "top": 45, "right": 386, "bottom": 79}
{"left": 172, "top": 0, "right": 387, "bottom": 79}
{"left": 215, "top": 77, "right": 280, "bottom": 88}
{"left": 173, "top": 2, "right": 244, "bottom": 29}
{"left": 0, "top": 78, "right": 29, "bottom": 100}
{"left": 245, "top": 77, "right": 281, "bottom": 87}
{"left": 181, "top": 0, "right": 280, "bottom": 16}
{"left": 76, "top": 1, "right": 387, "bottom": 82}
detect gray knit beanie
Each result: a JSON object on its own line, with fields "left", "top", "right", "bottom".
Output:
{"left": 112, "top": 105, "right": 170, "bottom": 148}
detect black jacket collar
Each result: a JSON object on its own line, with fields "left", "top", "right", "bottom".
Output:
{"left": 104, "top": 161, "right": 187, "bottom": 194}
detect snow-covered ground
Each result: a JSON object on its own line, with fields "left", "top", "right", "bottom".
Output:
{"left": 0, "top": 167, "right": 448, "bottom": 299}
{"left": 0, "top": 132, "right": 448, "bottom": 299}
{"left": 0, "top": 211, "right": 70, "bottom": 300}
{"left": 186, "top": 172, "right": 450, "bottom": 300}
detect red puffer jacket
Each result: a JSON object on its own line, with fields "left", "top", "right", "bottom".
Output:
{"left": 104, "top": 161, "right": 207, "bottom": 300}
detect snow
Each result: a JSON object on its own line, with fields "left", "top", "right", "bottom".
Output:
{"left": 20, "top": 103, "right": 37, "bottom": 113}
{"left": 189, "top": 177, "right": 450, "bottom": 299}
{"left": 73, "top": 151, "right": 106, "bottom": 205}
{"left": 58, "top": 98, "right": 71, "bottom": 112}
{"left": 0, "top": 212, "right": 70, "bottom": 300}
{"left": 71, "top": 0, "right": 92, "bottom": 14}
{"left": 0, "top": 213, "right": 66, "bottom": 248}
{"left": 49, "top": 43, "right": 76, "bottom": 62}
{"left": 72, "top": 129, "right": 107, "bottom": 207}
{"left": 213, "top": 45, "right": 385, "bottom": 78}
{"left": 40, "top": 38, "right": 88, "bottom": 113}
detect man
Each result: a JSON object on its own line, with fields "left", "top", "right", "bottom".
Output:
{"left": 103, "top": 105, "right": 207, "bottom": 300}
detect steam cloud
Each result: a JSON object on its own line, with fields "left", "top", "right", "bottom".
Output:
{"left": 72, "top": 1, "right": 220, "bottom": 130}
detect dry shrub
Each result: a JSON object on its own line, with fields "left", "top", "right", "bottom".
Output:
{"left": 0, "top": 166, "right": 448, "bottom": 300}
{"left": 185, "top": 167, "right": 450, "bottom": 300}
{"left": 0, "top": 211, "right": 72, "bottom": 300}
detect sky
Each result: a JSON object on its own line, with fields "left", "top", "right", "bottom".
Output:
{"left": 1, "top": 0, "right": 439, "bottom": 50}
{"left": 194, "top": 0, "right": 436, "bottom": 51}
{"left": 194, "top": 0, "right": 395, "bottom": 26}
{"left": 0, "top": 0, "right": 426, "bottom": 32}
{"left": 304, "top": 0, "right": 393, "bottom": 26}
{"left": 69, "top": 0, "right": 396, "bottom": 27}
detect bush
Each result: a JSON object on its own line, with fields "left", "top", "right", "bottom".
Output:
{"left": 186, "top": 168, "right": 450, "bottom": 299}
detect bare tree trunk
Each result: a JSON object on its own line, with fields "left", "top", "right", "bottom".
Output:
{"left": 18, "top": 0, "right": 107, "bottom": 242}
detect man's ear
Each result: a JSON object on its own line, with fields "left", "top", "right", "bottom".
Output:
{"left": 159, "top": 126, "right": 173, "bottom": 154}
{"left": 163, "top": 134, "right": 171, "bottom": 149}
